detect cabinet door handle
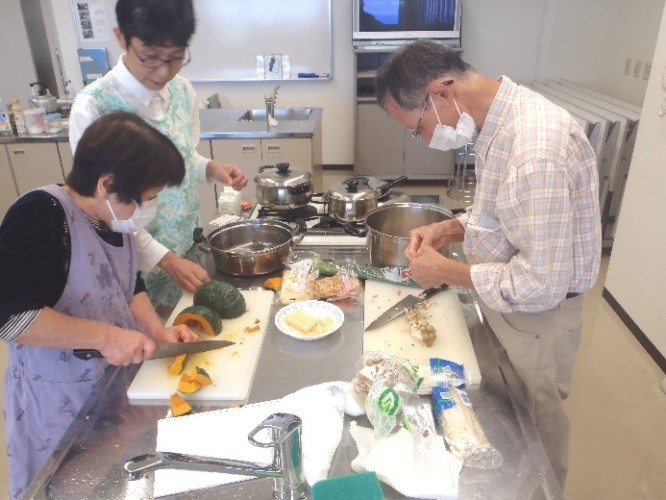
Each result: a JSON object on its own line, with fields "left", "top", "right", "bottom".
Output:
{"left": 266, "top": 145, "right": 282, "bottom": 158}
{"left": 242, "top": 145, "right": 258, "bottom": 158}
{"left": 10, "top": 149, "right": 27, "bottom": 163}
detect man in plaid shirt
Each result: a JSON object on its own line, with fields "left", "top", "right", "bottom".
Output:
{"left": 376, "top": 40, "right": 601, "bottom": 490}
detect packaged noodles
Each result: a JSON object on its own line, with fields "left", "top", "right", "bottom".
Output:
{"left": 431, "top": 386, "right": 502, "bottom": 468}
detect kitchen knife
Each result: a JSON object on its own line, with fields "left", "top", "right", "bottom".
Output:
{"left": 364, "top": 284, "right": 450, "bottom": 331}
{"left": 73, "top": 340, "right": 235, "bottom": 361}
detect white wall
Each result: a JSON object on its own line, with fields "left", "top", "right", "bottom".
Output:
{"left": 460, "top": 0, "right": 546, "bottom": 81}
{"left": 0, "top": 0, "right": 38, "bottom": 104}
{"left": 605, "top": 4, "right": 666, "bottom": 358}
{"left": 538, "top": 0, "right": 661, "bottom": 106}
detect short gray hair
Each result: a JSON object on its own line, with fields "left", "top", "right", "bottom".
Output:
{"left": 376, "top": 40, "right": 473, "bottom": 111}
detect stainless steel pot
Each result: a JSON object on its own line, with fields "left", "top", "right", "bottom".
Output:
{"left": 255, "top": 163, "right": 313, "bottom": 209}
{"left": 325, "top": 175, "right": 407, "bottom": 222}
{"left": 195, "top": 220, "right": 304, "bottom": 275}
{"left": 364, "top": 203, "right": 454, "bottom": 268}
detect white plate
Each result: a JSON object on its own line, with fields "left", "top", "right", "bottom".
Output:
{"left": 275, "top": 300, "right": 344, "bottom": 341}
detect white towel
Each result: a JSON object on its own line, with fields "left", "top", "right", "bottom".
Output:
{"left": 153, "top": 381, "right": 360, "bottom": 498}
{"left": 350, "top": 420, "right": 463, "bottom": 500}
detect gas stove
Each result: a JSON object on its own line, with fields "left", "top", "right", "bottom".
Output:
{"left": 250, "top": 202, "right": 366, "bottom": 246}
{"left": 249, "top": 194, "right": 442, "bottom": 247}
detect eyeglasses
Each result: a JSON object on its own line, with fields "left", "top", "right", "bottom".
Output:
{"left": 410, "top": 80, "right": 454, "bottom": 139}
{"left": 130, "top": 45, "right": 191, "bottom": 69}
{"left": 411, "top": 94, "right": 430, "bottom": 139}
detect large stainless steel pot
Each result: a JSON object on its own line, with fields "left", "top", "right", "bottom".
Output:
{"left": 255, "top": 163, "right": 313, "bottom": 209}
{"left": 364, "top": 203, "right": 454, "bottom": 268}
{"left": 195, "top": 220, "right": 304, "bottom": 275}
{"left": 325, "top": 175, "right": 407, "bottom": 222}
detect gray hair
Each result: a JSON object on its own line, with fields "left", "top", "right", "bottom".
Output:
{"left": 376, "top": 40, "right": 474, "bottom": 111}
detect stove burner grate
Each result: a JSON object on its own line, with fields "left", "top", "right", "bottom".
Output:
{"left": 256, "top": 205, "right": 319, "bottom": 222}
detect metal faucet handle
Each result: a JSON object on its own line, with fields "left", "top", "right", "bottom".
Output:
{"left": 248, "top": 412, "right": 302, "bottom": 447}
{"left": 265, "top": 85, "right": 280, "bottom": 102}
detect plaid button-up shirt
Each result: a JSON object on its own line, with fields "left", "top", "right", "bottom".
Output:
{"left": 459, "top": 76, "right": 601, "bottom": 313}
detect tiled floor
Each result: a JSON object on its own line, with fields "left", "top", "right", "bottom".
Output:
{"left": 1, "top": 184, "right": 665, "bottom": 498}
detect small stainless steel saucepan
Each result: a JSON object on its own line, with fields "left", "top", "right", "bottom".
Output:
{"left": 323, "top": 175, "right": 407, "bottom": 223}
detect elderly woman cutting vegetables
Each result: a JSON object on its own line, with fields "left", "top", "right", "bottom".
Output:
{"left": 0, "top": 112, "right": 201, "bottom": 499}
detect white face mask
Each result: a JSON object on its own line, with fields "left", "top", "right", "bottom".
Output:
{"left": 106, "top": 197, "right": 158, "bottom": 233}
{"left": 428, "top": 96, "right": 477, "bottom": 151}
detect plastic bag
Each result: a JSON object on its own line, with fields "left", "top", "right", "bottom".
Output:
{"left": 432, "top": 386, "right": 502, "bottom": 468}
{"left": 351, "top": 352, "right": 435, "bottom": 442}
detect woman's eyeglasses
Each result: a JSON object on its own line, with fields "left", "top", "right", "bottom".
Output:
{"left": 130, "top": 45, "right": 191, "bottom": 69}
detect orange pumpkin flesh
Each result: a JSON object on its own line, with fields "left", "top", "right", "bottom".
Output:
{"left": 170, "top": 393, "right": 192, "bottom": 416}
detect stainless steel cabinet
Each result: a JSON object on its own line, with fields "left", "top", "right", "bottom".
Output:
{"left": 355, "top": 101, "right": 454, "bottom": 179}
{"left": 355, "top": 102, "right": 405, "bottom": 176}
{"left": 0, "top": 145, "right": 19, "bottom": 220}
{"left": 6, "top": 142, "right": 65, "bottom": 194}
{"left": 354, "top": 50, "right": 454, "bottom": 179}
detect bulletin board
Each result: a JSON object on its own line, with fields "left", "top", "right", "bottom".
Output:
{"left": 181, "top": 0, "right": 332, "bottom": 81}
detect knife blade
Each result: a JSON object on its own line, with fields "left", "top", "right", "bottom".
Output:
{"left": 73, "top": 340, "right": 235, "bottom": 361}
{"left": 364, "top": 284, "right": 449, "bottom": 331}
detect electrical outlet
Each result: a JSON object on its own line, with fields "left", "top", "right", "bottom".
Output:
{"left": 634, "top": 59, "right": 642, "bottom": 78}
{"left": 625, "top": 58, "right": 633, "bottom": 75}
{"left": 643, "top": 63, "right": 651, "bottom": 80}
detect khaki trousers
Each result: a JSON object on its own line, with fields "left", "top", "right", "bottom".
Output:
{"left": 479, "top": 294, "right": 584, "bottom": 490}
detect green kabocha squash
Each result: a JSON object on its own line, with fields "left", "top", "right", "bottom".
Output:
{"left": 194, "top": 280, "right": 246, "bottom": 319}
{"left": 173, "top": 305, "right": 222, "bottom": 336}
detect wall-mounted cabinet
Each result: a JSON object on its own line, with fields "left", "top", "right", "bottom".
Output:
{"left": 354, "top": 49, "right": 455, "bottom": 180}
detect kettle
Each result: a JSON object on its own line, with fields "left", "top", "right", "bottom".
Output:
{"left": 29, "top": 82, "right": 58, "bottom": 113}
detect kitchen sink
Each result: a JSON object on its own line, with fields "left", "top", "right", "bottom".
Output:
{"left": 237, "top": 108, "right": 313, "bottom": 121}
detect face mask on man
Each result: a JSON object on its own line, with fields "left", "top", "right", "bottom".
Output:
{"left": 106, "top": 197, "right": 158, "bottom": 233}
{"left": 428, "top": 96, "right": 477, "bottom": 151}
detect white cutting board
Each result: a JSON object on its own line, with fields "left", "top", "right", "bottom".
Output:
{"left": 127, "top": 289, "right": 274, "bottom": 405}
{"left": 364, "top": 280, "right": 481, "bottom": 385}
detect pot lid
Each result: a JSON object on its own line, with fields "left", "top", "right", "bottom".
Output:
{"left": 254, "top": 162, "right": 312, "bottom": 188}
{"left": 327, "top": 176, "right": 385, "bottom": 202}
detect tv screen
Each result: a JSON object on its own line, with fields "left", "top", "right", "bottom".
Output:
{"left": 354, "top": 0, "right": 461, "bottom": 41}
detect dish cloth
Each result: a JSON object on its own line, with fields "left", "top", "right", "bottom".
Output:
{"left": 154, "top": 381, "right": 362, "bottom": 498}
{"left": 350, "top": 420, "right": 463, "bottom": 500}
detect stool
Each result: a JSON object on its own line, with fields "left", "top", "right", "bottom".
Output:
{"left": 447, "top": 142, "right": 477, "bottom": 203}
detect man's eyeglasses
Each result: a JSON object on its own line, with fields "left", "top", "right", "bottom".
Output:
{"left": 410, "top": 80, "right": 454, "bottom": 139}
{"left": 411, "top": 94, "right": 430, "bottom": 139}
{"left": 131, "top": 45, "right": 191, "bottom": 69}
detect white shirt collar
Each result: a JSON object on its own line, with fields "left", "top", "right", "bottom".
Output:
{"left": 112, "top": 54, "right": 169, "bottom": 106}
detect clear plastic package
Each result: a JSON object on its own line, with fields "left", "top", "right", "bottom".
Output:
{"left": 431, "top": 386, "right": 502, "bottom": 468}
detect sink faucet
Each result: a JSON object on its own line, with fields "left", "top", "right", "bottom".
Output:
{"left": 124, "top": 413, "right": 309, "bottom": 500}
{"left": 265, "top": 85, "right": 280, "bottom": 124}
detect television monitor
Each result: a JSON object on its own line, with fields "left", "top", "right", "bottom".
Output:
{"left": 353, "top": 0, "right": 461, "bottom": 44}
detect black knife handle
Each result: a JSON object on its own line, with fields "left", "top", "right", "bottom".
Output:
{"left": 418, "top": 283, "right": 450, "bottom": 300}
{"left": 73, "top": 349, "right": 103, "bottom": 360}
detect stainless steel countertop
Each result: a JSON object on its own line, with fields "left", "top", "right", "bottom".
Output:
{"left": 25, "top": 237, "right": 562, "bottom": 499}
{"left": 0, "top": 108, "right": 322, "bottom": 145}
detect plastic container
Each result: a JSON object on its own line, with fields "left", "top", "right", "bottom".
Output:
{"left": 0, "top": 98, "right": 13, "bottom": 137}
{"left": 44, "top": 113, "right": 63, "bottom": 133}
{"left": 10, "top": 98, "right": 27, "bottom": 135}
{"left": 24, "top": 107, "right": 46, "bottom": 134}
